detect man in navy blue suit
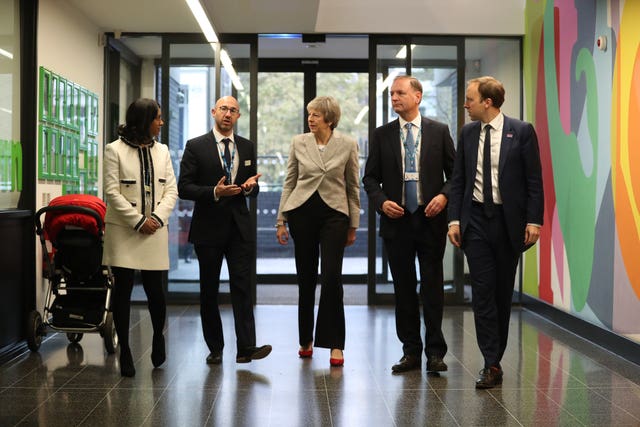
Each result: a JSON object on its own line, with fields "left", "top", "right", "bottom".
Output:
{"left": 447, "top": 76, "right": 544, "bottom": 388}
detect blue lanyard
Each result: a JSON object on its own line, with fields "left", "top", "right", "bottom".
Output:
{"left": 218, "top": 139, "right": 236, "bottom": 182}
{"left": 400, "top": 124, "right": 422, "bottom": 166}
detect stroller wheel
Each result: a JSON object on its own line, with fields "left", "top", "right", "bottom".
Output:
{"left": 66, "top": 333, "right": 83, "bottom": 343}
{"left": 103, "top": 312, "right": 118, "bottom": 354}
{"left": 26, "top": 310, "right": 44, "bottom": 351}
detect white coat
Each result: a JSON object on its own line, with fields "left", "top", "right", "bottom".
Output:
{"left": 102, "top": 138, "right": 178, "bottom": 270}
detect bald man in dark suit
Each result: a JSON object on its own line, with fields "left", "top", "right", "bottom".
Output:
{"left": 178, "top": 96, "right": 271, "bottom": 366}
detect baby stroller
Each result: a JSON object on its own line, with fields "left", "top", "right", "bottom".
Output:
{"left": 27, "top": 194, "right": 118, "bottom": 354}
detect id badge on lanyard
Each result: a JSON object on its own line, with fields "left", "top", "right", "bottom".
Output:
{"left": 404, "top": 172, "right": 419, "bottom": 182}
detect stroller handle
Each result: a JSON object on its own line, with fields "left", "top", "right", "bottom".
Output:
{"left": 34, "top": 205, "right": 105, "bottom": 237}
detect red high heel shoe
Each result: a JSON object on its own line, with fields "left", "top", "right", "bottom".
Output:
{"left": 330, "top": 349, "right": 344, "bottom": 366}
{"left": 298, "top": 348, "right": 313, "bottom": 358}
{"left": 329, "top": 357, "right": 344, "bottom": 367}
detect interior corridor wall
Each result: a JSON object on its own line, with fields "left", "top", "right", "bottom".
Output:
{"left": 36, "top": 0, "right": 104, "bottom": 310}
{"left": 522, "top": 0, "right": 640, "bottom": 344}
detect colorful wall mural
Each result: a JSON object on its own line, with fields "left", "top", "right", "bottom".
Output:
{"left": 523, "top": 0, "right": 640, "bottom": 343}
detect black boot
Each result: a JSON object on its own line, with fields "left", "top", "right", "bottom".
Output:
{"left": 120, "top": 346, "right": 135, "bottom": 377}
{"left": 151, "top": 334, "right": 166, "bottom": 368}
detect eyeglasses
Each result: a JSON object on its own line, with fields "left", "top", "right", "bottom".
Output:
{"left": 218, "top": 106, "right": 239, "bottom": 115}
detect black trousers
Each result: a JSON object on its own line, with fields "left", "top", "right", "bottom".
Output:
{"left": 111, "top": 267, "right": 166, "bottom": 350}
{"left": 194, "top": 220, "right": 255, "bottom": 354}
{"left": 287, "top": 192, "right": 349, "bottom": 350}
{"left": 383, "top": 209, "right": 448, "bottom": 359}
{"left": 463, "top": 203, "right": 520, "bottom": 369}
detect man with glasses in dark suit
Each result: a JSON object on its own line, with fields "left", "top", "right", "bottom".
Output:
{"left": 178, "top": 96, "right": 271, "bottom": 366}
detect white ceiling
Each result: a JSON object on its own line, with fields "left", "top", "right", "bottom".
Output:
{"left": 65, "top": 0, "right": 525, "bottom": 37}
{"left": 64, "top": 0, "right": 525, "bottom": 59}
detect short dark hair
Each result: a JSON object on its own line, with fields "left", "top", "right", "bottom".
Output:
{"left": 118, "top": 98, "right": 160, "bottom": 144}
{"left": 468, "top": 76, "right": 505, "bottom": 108}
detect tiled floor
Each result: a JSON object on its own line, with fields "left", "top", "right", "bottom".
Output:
{"left": 2, "top": 303, "right": 640, "bottom": 426}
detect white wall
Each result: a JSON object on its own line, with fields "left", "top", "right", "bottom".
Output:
{"left": 316, "top": 0, "right": 526, "bottom": 35}
{"left": 36, "top": 0, "right": 105, "bottom": 309}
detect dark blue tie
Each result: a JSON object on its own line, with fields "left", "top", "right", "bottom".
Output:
{"left": 404, "top": 123, "right": 418, "bottom": 213}
{"left": 222, "top": 138, "right": 232, "bottom": 182}
{"left": 482, "top": 125, "right": 494, "bottom": 217}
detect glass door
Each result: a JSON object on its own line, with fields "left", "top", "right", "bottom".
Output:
{"left": 317, "top": 72, "right": 368, "bottom": 277}
{"left": 161, "top": 35, "right": 257, "bottom": 302}
{"left": 255, "top": 58, "right": 369, "bottom": 286}
{"left": 368, "top": 37, "right": 466, "bottom": 304}
{"left": 255, "top": 71, "right": 304, "bottom": 279}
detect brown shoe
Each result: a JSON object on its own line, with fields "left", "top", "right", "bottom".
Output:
{"left": 206, "top": 351, "right": 223, "bottom": 365}
{"left": 391, "top": 355, "right": 421, "bottom": 373}
{"left": 426, "top": 356, "right": 448, "bottom": 372}
{"left": 475, "top": 366, "right": 503, "bottom": 389}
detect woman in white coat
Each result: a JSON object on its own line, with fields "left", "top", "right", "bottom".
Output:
{"left": 103, "top": 98, "right": 178, "bottom": 377}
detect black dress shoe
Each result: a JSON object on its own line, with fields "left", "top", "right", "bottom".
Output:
{"left": 475, "top": 366, "right": 503, "bottom": 389}
{"left": 151, "top": 334, "right": 166, "bottom": 368}
{"left": 426, "top": 356, "right": 448, "bottom": 372}
{"left": 391, "top": 355, "right": 421, "bottom": 373}
{"left": 206, "top": 351, "right": 223, "bottom": 365}
{"left": 236, "top": 345, "right": 272, "bottom": 363}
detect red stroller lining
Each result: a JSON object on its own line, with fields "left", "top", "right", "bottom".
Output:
{"left": 43, "top": 194, "right": 106, "bottom": 241}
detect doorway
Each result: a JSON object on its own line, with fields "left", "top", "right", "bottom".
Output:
{"left": 255, "top": 55, "right": 370, "bottom": 289}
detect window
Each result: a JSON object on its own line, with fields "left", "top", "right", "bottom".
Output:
{"left": 0, "top": 0, "right": 21, "bottom": 209}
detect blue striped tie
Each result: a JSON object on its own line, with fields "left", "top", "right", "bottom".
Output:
{"left": 404, "top": 123, "right": 418, "bottom": 213}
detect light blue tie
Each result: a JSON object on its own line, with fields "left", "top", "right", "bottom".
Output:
{"left": 404, "top": 122, "right": 418, "bottom": 213}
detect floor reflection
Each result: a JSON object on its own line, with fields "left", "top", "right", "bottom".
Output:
{"left": 1, "top": 305, "right": 639, "bottom": 426}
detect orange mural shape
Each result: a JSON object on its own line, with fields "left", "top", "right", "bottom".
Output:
{"left": 614, "top": 19, "right": 640, "bottom": 299}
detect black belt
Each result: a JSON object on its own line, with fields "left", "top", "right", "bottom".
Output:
{"left": 472, "top": 200, "right": 503, "bottom": 209}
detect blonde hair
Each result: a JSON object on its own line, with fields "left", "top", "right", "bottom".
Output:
{"left": 394, "top": 75, "right": 423, "bottom": 94}
{"left": 307, "top": 96, "right": 341, "bottom": 130}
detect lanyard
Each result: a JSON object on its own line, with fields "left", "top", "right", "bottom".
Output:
{"left": 217, "top": 139, "right": 236, "bottom": 182}
{"left": 400, "top": 125, "right": 422, "bottom": 163}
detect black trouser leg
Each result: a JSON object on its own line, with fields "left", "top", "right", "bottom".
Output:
{"left": 194, "top": 244, "right": 224, "bottom": 353}
{"left": 384, "top": 235, "right": 422, "bottom": 357}
{"left": 226, "top": 225, "right": 256, "bottom": 352}
{"left": 315, "top": 212, "right": 348, "bottom": 349}
{"left": 289, "top": 204, "right": 321, "bottom": 347}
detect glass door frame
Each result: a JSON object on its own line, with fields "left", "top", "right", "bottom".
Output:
{"left": 160, "top": 33, "right": 258, "bottom": 304}
{"left": 256, "top": 58, "right": 370, "bottom": 285}
{"left": 367, "top": 35, "right": 466, "bottom": 305}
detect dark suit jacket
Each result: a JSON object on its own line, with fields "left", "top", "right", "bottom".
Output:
{"left": 178, "top": 131, "right": 258, "bottom": 244}
{"left": 363, "top": 117, "right": 456, "bottom": 240}
{"left": 447, "top": 115, "right": 544, "bottom": 253}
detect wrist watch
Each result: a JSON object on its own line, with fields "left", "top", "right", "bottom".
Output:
{"left": 274, "top": 222, "right": 286, "bottom": 228}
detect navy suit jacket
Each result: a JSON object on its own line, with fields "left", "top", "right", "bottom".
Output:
{"left": 363, "top": 117, "right": 456, "bottom": 240}
{"left": 178, "top": 131, "right": 258, "bottom": 244}
{"left": 447, "top": 115, "right": 544, "bottom": 252}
